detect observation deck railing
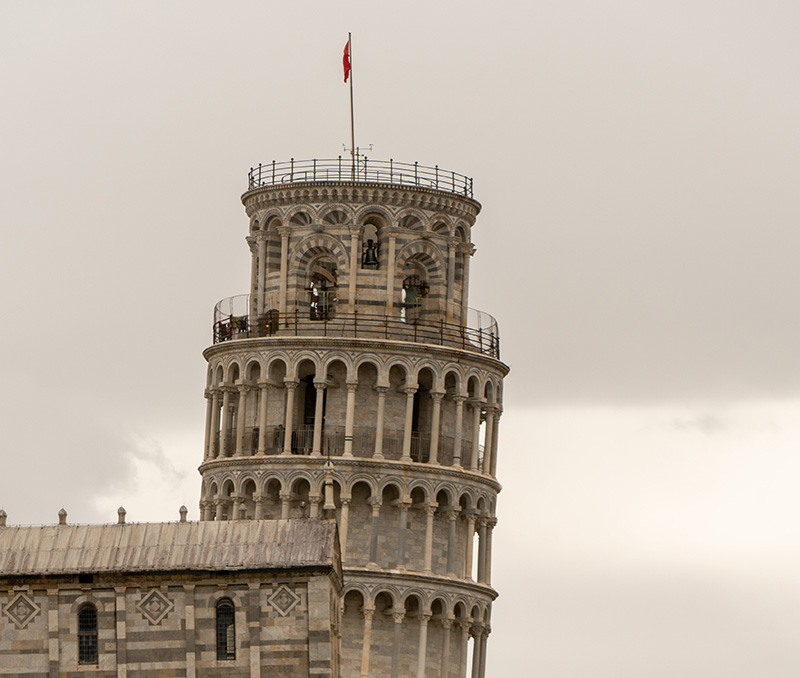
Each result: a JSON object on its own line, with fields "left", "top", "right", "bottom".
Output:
{"left": 247, "top": 157, "right": 473, "bottom": 198}
{"left": 211, "top": 295, "right": 500, "bottom": 359}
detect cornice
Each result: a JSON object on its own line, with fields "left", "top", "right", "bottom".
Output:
{"left": 202, "top": 336, "right": 509, "bottom": 376}
{"left": 241, "top": 182, "right": 481, "bottom": 223}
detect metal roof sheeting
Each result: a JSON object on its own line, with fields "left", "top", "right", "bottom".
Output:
{"left": 0, "top": 520, "right": 337, "bottom": 576}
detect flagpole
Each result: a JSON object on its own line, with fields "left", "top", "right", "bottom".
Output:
{"left": 348, "top": 32, "right": 355, "bottom": 180}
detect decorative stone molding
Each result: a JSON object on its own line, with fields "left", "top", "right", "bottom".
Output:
{"left": 3, "top": 591, "right": 40, "bottom": 629}
{"left": 268, "top": 584, "right": 301, "bottom": 617}
{"left": 136, "top": 589, "right": 174, "bottom": 625}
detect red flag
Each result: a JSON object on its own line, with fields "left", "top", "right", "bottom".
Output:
{"left": 343, "top": 39, "right": 351, "bottom": 83}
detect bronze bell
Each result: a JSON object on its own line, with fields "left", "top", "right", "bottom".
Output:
{"left": 363, "top": 239, "right": 379, "bottom": 267}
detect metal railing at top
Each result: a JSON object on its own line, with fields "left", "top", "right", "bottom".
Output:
{"left": 212, "top": 306, "right": 500, "bottom": 359}
{"left": 247, "top": 157, "right": 474, "bottom": 199}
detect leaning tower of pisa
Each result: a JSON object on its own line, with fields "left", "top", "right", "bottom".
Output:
{"left": 198, "top": 157, "right": 508, "bottom": 678}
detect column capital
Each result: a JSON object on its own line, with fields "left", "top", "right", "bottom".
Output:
{"left": 468, "top": 397, "right": 487, "bottom": 409}
{"left": 392, "top": 612, "right": 405, "bottom": 624}
{"left": 458, "top": 242, "right": 476, "bottom": 256}
{"left": 277, "top": 224, "right": 292, "bottom": 238}
{"left": 429, "top": 390, "right": 446, "bottom": 402}
{"left": 346, "top": 381, "right": 359, "bottom": 393}
{"left": 404, "top": 385, "right": 418, "bottom": 396}
{"left": 237, "top": 383, "right": 252, "bottom": 395}
{"left": 313, "top": 380, "right": 328, "bottom": 391}
{"left": 424, "top": 505, "right": 438, "bottom": 518}
{"left": 283, "top": 378, "right": 299, "bottom": 390}
{"left": 452, "top": 394, "right": 468, "bottom": 404}
{"left": 374, "top": 384, "right": 389, "bottom": 395}
{"left": 441, "top": 616, "right": 454, "bottom": 630}
{"left": 418, "top": 611, "right": 432, "bottom": 625}
{"left": 348, "top": 224, "right": 364, "bottom": 238}
{"left": 446, "top": 509, "right": 460, "bottom": 522}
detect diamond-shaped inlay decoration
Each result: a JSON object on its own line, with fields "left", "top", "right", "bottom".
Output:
{"left": 3, "top": 592, "right": 40, "bottom": 629}
{"left": 268, "top": 584, "right": 300, "bottom": 617}
{"left": 136, "top": 589, "right": 174, "bottom": 626}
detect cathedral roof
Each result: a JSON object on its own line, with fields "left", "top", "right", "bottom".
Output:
{"left": 0, "top": 519, "right": 340, "bottom": 577}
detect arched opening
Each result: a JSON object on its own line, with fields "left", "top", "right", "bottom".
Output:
{"left": 78, "top": 603, "right": 98, "bottom": 665}
{"left": 379, "top": 484, "right": 401, "bottom": 569}
{"left": 288, "top": 478, "right": 311, "bottom": 519}
{"left": 411, "top": 368, "right": 434, "bottom": 462}
{"left": 307, "top": 254, "right": 338, "bottom": 320}
{"left": 263, "top": 479, "right": 282, "bottom": 520}
{"left": 216, "top": 599, "right": 236, "bottom": 660}
{"left": 295, "top": 359, "right": 319, "bottom": 454}
{"left": 241, "top": 479, "right": 256, "bottom": 519}
{"left": 401, "top": 259, "right": 429, "bottom": 323}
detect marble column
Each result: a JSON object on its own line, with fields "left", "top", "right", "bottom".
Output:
{"left": 280, "top": 493, "right": 290, "bottom": 520}
{"left": 469, "top": 400, "right": 483, "bottom": 471}
{"left": 446, "top": 509, "right": 459, "bottom": 577}
{"left": 477, "top": 519, "right": 487, "bottom": 584}
{"left": 440, "top": 617, "right": 454, "bottom": 678}
{"left": 429, "top": 391, "right": 445, "bottom": 464}
{"left": 391, "top": 611, "right": 404, "bottom": 678}
{"left": 417, "top": 612, "right": 431, "bottom": 678}
{"left": 452, "top": 395, "right": 466, "bottom": 468}
{"left": 360, "top": 605, "right": 375, "bottom": 677}
{"left": 348, "top": 227, "right": 361, "bottom": 312}
{"left": 257, "top": 381, "right": 269, "bottom": 455}
{"left": 490, "top": 408, "right": 502, "bottom": 477}
{"left": 282, "top": 379, "right": 299, "bottom": 455}
{"left": 396, "top": 500, "right": 410, "bottom": 570}
{"left": 343, "top": 382, "right": 358, "bottom": 458}
{"left": 481, "top": 407, "right": 495, "bottom": 474}
{"left": 339, "top": 498, "right": 351, "bottom": 564}
{"left": 423, "top": 505, "right": 437, "bottom": 574}
{"left": 220, "top": 387, "right": 232, "bottom": 457}
{"left": 367, "top": 499, "right": 382, "bottom": 567}
{"left": 460, "top": 243, "right": 474, "bottom": 325}
{"left": 203, "top": 389, "right": 214, "bottom": 460}
{"left": 401, "top": 386, "right": 417, "bottom": 462}
{"left": 312, "top": 381, "right": 327, "bottom": 457}
{"left": 464, "top": 514, "right": 477, "bottom": 580}
{"left": 470, "top": 624, "right": 483, "bottom": 678}
{"left": 278, "top": 226, "right": 290, "bottom": 315}
{"left": 485, "top": 519, "right": 496, "bottom": 587}
{"left": 235, "top": 384, "right": 250, "bottom": 456}
{"left": 373, "top": 385, "right": 388, "bottom": 459}
{"left": 385, "top": 233, "right": 397, "bottom": 315}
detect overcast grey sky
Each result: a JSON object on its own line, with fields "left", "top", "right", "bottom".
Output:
{"left": 1, "top": 2, "right": 799, "bottom": 676}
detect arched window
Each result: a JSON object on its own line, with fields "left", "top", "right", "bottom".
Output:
{"left": 307, "top": 257, "right": 337, "bottom": 320}
{"left": 216, "top": 599, "right": 236, "bottom": 660}
{"left": 78, "top": 603, "right": 98, "bottom": 664}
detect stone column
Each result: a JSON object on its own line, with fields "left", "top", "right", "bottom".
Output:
{"left": 257, "top": 381, "right": 269, "bottom": 455}
{"left": 385, "top": 232, "right": 397, "bottom": 315}
{"left": 209, "top": 389, "right": 221, "bottom": 458}
{"left": 428, "top": 391, "right": 445, "bottom": 464}
{"left": 423, "top": 505, "right": 437, "bottom": 574}
{"left": 481, "top": 407, "right": 495, "bottom": 474}
{"left": 396, "top": 500, "right": 411, "bottom": 570}
{"left": 359, "top": 604, "right": 375, "bottom": 677}
{"left": 452, "top": 395, "right": 466, "bottom": 468}
{"left": 367, "top": 499, "right": 382, "bottom": 567}
{"left": 373, "top": 385, "right": 388, "bottom": 459}
{"left": 203, "top": 389, "right": 214, "bottom": 459}
{"left": 446, "top": 238, "right": 457, "bottom": 322}
{"left": 232, "top": 496, "right": 244, "bottom": 520}
{"left": 201, "top": 501, "right": 213, "bottom": 522}
{"left": 257, "top": 236, "right": 267, "bottom": 313}
{"left": 464, "top": 514, "right": 477, "bottom": 579}
{"left": 469, "top": 400, "right": 484, "bottom": 471}
{"left": 446, "top": 509, "right": 459, "bottom": 577}
{"left": 311, "top": 381, "right": 327, "bottom": 457}
{"left": 253, "top": 496, "right": 265, "bottom": 520}
{"left": 391, "top": 611, "right": 405, "bottom": 678}
{"left": 470, "top": 624, "right": 483, "bottom": 678}
{"left": 282, "top": 379, "right": 299, "bottom": 455}
{"left": 479, "top": 627, "right": 490, "bottom": 678}
{"left": 343, "top": 382, "right": 358, "bottom": 458}
{"left": 220, "top": 387, "right": 232, "bottom": 457}
{"left": 401, "top": 386, "right": 417, "bottom": 462}
{"left": 247, "top": 235, "right": 257, "bottom": 321}
{"left": 235, "top": 384, "right": 250, "bottom": 456}
{"left": 339, "top": 498, "right": 351, "bottom": 564}
{"left": 278, "top": 225, "right": 290, "bottom": 315}
{"left": 485, "top": 519, "right": 496, "bottom": 587}
{"left": 280, "top": 493, "right": 290, "bottom": 520}
{"left": 458, "top": 621, "right": 471, "bottom": 678}
{"left": 308, "top": 492, "right": 321, "bottom": 519}
{"left": 417, "top": 612, "right": 431, "bottom": 678}
{"left": 214, "top": 499, "right": 224, "bottom": 521}
{"left": 490, "top": 408, "right": 502, "bottom": 477}
{"left": 460, "top": 243, "right": 474, "bottom": 325}
{"left": 477, "top": 519, "right": 487, "bottom": 584}
{"left": 440, "top": 617, "right": 454, "bottom": 678}
{"left": 348, "top": 227, "right": 361, "bottom": 312}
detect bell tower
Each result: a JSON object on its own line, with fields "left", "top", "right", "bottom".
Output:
{"left": 199, "top": 157, "right": 508, "bottom": 678}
